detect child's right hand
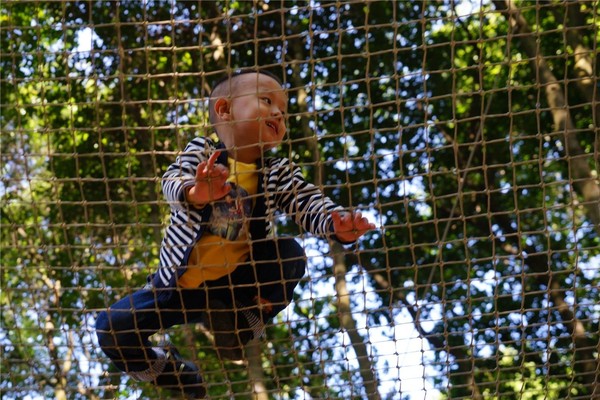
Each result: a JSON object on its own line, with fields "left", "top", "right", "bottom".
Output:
{"left": 185, "top": 151, "right": 231, "bottom": 206}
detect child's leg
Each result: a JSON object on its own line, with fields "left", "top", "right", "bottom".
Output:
{"left": 204, "top": 237, "right": 306, "bottom": 343}
{"left": 96, "top": 288, "right": 184, "bottom": 373}
{"left": 250, "top": 237, "right": 306, "bottom": 319}
{"left": 206, "top": 237, "right": 305, "bottom": 318}
{"left": 95, "top": 287, "right": 206, "bottom": 397}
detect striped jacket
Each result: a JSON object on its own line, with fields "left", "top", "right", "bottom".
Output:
{"left": 153, "top": 136, "right": 345, "bottom": 289}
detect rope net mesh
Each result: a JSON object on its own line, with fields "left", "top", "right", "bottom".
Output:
{"left": 1, "top": 1, "right": 599, "bottom": 399}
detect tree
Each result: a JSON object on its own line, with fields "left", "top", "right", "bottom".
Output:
{"left": 2, "top": 1, "right": 598, "bottom": 399}
{"left": 389, "top": 0, "right": 599, "bottom": 397}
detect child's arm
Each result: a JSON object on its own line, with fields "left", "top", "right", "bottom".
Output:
{"left": 162, "top": 138, "right": 228, "bottom": 210}
{"left": 271, "top": 158, "right": 374, "bottom": 243}
{"left": 184, "top": 151, "right": 231, "bottom": 206}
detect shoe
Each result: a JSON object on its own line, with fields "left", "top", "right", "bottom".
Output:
{"left": 154, "top": 343, "right": 206, "bottom": 399}
{"left": 202, "top": 300, "right": 255, "bottom": 361}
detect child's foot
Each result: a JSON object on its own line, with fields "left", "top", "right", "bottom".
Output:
{"left": 154, "top": 343, "right": 206, "bottom": 399}
{"left": 203, "top": 300, "right": 258, "bottom": 360}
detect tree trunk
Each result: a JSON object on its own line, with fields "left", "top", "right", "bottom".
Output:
{"left": 42, "top": 276, "right": 68, "bottom": 400}
{"left": 288, "top": 37, "right": 382, "bottom": 398}
{"left": 331, "top": 242, "right": 382, "bottom": 400}
{"left": 484, "top": 167, "right": 600, "bottom": 397}
{"left": 246, "top": 339, "right": 269, "bottom": 400}
{"left": 561, "top": 1, "right": 600, "bottom": 129}
{"left": 493, "top": 2, "right": 600, "bottom": 392}
{"left": 562, "top": 0, "right": 600, "bottom": 178}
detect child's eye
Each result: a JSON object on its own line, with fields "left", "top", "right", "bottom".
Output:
{"left": 261, "top": 97, "right": 272, "bottom": 104}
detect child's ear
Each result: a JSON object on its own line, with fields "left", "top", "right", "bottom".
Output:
{"left": 214, "top": 98, "right": 232, "bottom": 120}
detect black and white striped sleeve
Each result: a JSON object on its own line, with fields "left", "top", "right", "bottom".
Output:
{"left": 269, "top": 158, "right": 344, "bottom": 238}
{"left": 162, "top": 137, "right": 210, "bottom": 211}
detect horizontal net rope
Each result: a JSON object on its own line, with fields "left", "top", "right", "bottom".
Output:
{"left": 2, "top": 1, "right": 599, "bottom": 400}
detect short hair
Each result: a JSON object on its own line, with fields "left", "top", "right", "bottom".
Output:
{"left": 208, "top": 69, "right": 283, "bottom": 125}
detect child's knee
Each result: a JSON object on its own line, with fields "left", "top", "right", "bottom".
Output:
{"left": 95, "top": 310, "right": 108, "bottom": 333}
{"left": 279, "top": 237, "right": 304, "bottom": 258}
{"left": 278, "top": 238, "right": 306, "bottom": 280}
{"left": 95, "top": 310, "right": 116, "bottom": 350}
{"left": 287, "top": 257, "right": 306, "bottom": 281}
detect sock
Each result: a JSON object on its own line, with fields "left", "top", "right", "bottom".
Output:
{"left": 128, "top": 347, "right": 167, "bottom": 382}
{"left": 237, "top": 301, "right": 265, "bottom": 339}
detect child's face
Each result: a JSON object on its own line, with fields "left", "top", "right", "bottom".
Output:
{"left": 218, "top": 73, "right": 288, "bottom": 159}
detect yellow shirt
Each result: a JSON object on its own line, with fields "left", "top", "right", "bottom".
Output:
{"left": 178, "top": 158, "right": 258, "bottom": 288}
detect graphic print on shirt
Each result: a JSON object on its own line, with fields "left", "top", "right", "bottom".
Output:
{"left": 208, "top": 183, "right": 252, "bottom": 241}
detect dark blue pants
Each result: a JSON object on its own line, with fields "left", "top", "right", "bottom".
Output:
{"left": 95, "top": 237, "right": 305, "bottom": 372}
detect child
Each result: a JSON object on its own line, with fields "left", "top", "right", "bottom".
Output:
{"left": 95, "top": 69, "right": 375, "bottom": 399}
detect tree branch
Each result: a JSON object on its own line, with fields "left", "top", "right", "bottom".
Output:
{"left": 493, "top": 0, "right": 600, "bottom": 236}
{"left": 287, "top": 35, "right": 382, "bottom": 399}
{"left": 562, "top": 1, "right": 600, "bottom": 126}
{"left": 483, "top": 165, "right": 600, "bottom": 394}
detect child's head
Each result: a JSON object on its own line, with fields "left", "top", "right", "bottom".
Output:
{"left": 209, "top": 70, "right": 288, "bottom": 162}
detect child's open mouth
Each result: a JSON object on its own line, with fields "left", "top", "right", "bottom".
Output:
{"left": 265, "top": 121, "right": 278, "bottom": 135}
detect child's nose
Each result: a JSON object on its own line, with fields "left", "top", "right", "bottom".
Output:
{"left": 271, "top": 106, "right": 284, "bottom": 118}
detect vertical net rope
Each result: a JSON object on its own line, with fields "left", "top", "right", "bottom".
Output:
{"left": 2, "top": 1, "right": 599, "bottom": 399}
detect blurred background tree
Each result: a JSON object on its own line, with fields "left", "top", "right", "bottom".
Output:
{"left": 1, "top": 1, "right": 598, "bottom": 399}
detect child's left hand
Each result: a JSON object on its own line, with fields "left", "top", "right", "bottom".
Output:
{"left": 331, "top": 211, "right": 376, "bottom": 243}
